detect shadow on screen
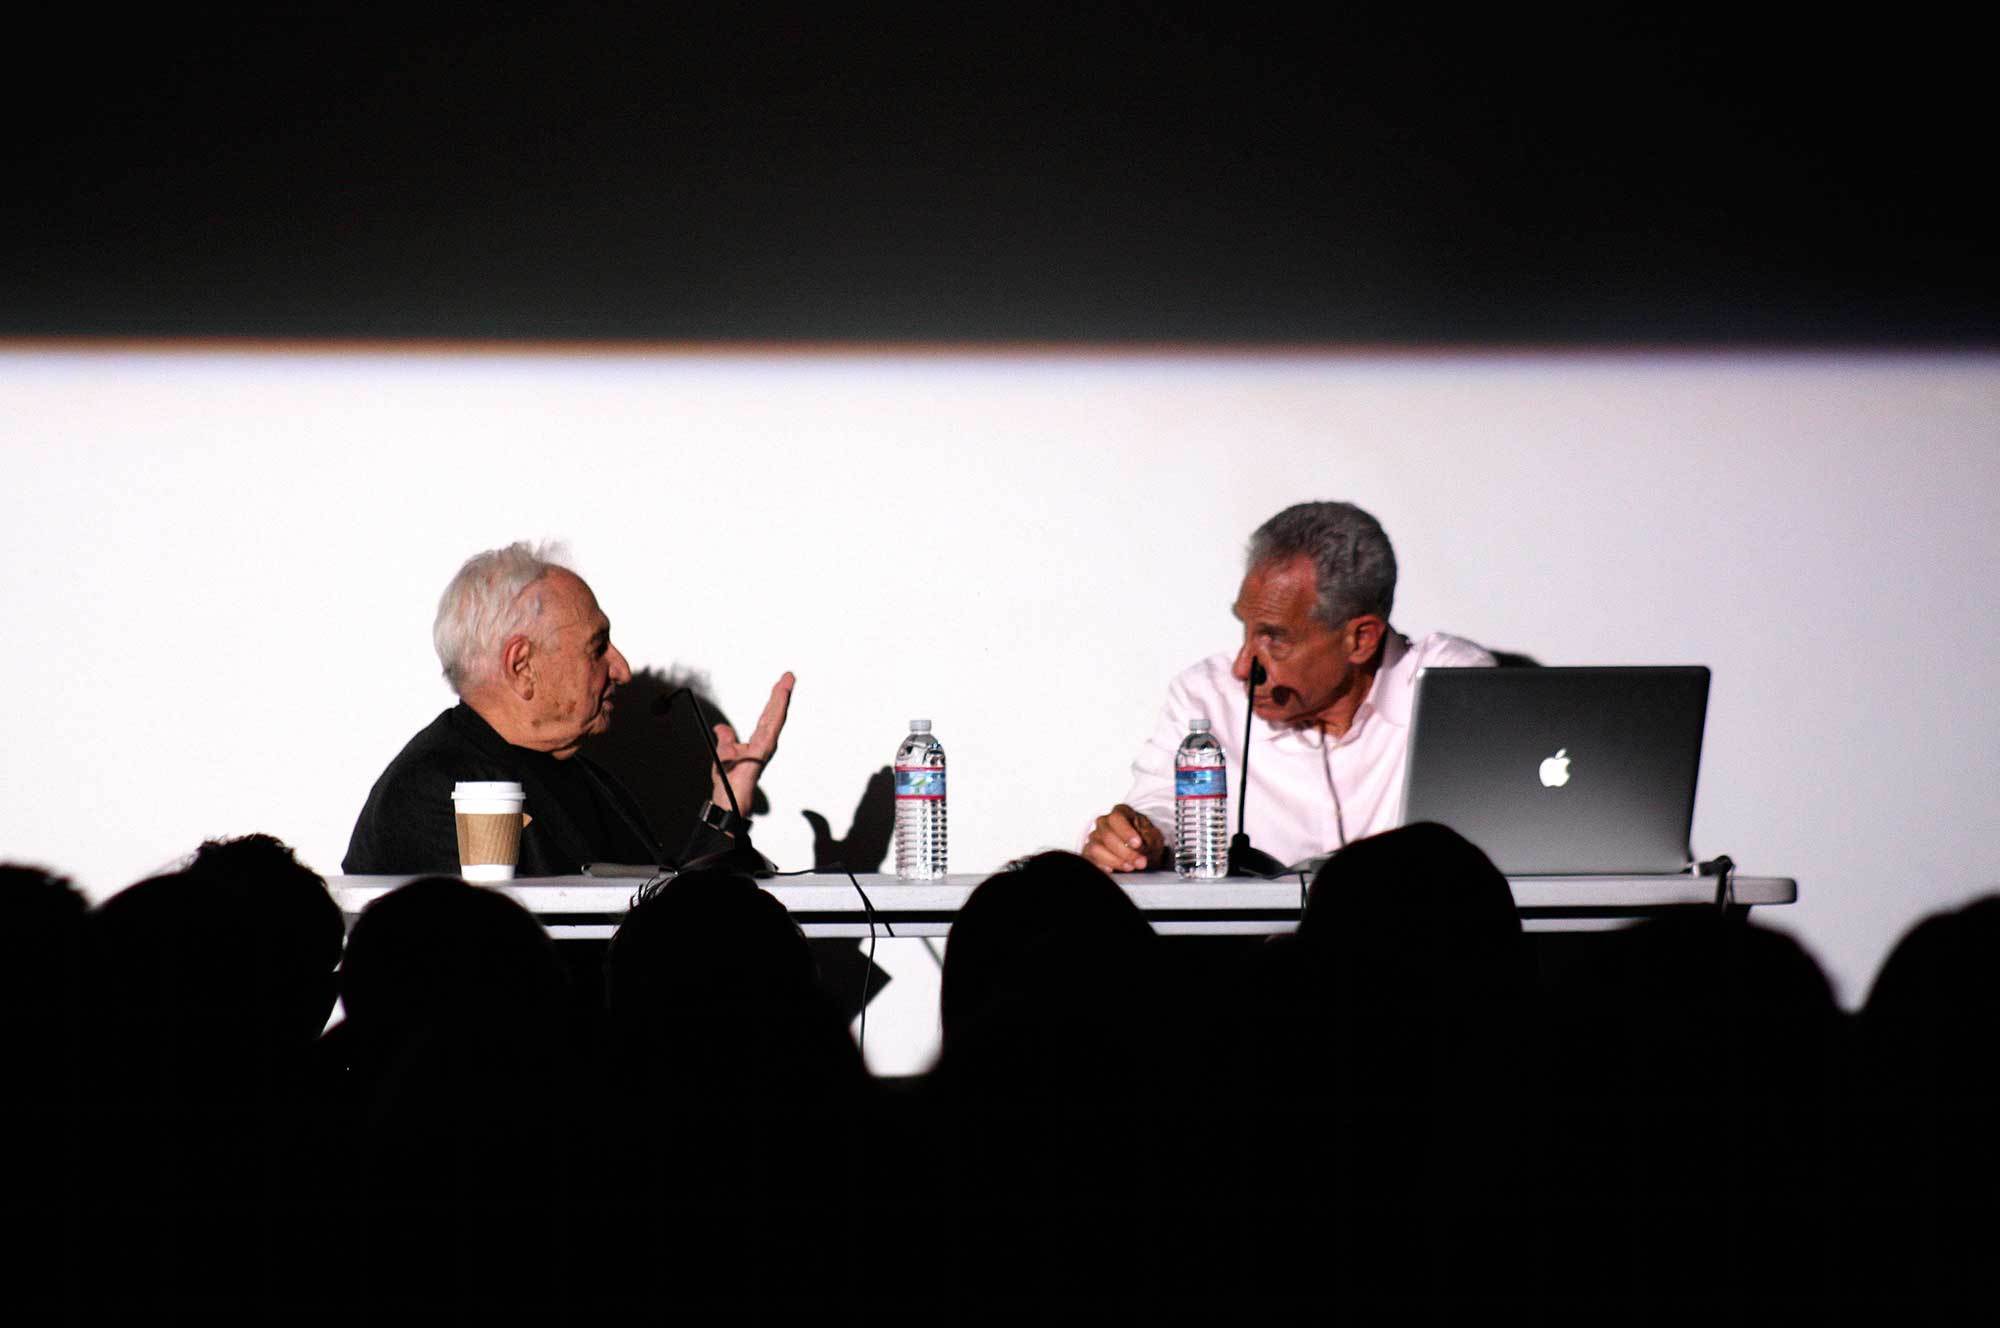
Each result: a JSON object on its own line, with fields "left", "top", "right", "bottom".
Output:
{"left": 585, "top": 665, "right": 894, "bottom": 874}
{"left": 802, "top": 765, "right": 895, "bottom": 873}
{"left": 585, "top": 665, "right": 895, "bottom": 1022}
{"left": 582, "top": 665, "right": 757, "bottom": 860}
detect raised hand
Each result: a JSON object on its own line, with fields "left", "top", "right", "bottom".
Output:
{"left": 711, "top": 671, "right": 796, "bottom": 815}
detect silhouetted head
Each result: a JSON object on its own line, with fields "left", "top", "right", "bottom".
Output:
{"left": 1554, "top": 909, "right": 1837, "bottom": 1104}
{"left": 1862, "top": 893, "right": 2000, "bottom": 1095}
{"left": 1613, "top": 910, "right": 1835, "bottom": 1008}
{"left": 186, "top": 833, "right": 344, "bottom": 1021}
{"left": 1, "top": 865, "right": 89, "bottom": 1100}
{"left": 605, "top": 868, "right": 859, "bottom": 1099}
{"left": 0, "top": 864, "right": 87, "bottom": 1007}
{"left": 606, "top": 868, "right": 817, "bottom": 1018}
{"left": 340, "top": 876, "right": 564, "bottom": 1052}
{"left": 932, "top": 851, "right": 1175, "bottom": 1295}
{"left": 940, "top": 850, "right": 1159, "bottom": 1049}
{"left": 1300, "top": 821, "right": 1529, "bottom": 998}
{"left": 90, "top": 836, "right": 343, "bottom": 1056}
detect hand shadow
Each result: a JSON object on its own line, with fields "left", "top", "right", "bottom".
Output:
{"left": 801, "top": 767, "right": 895, "bottom": 873}
{"left": 801, "top": 769, "right": 899, "bottom": 1024}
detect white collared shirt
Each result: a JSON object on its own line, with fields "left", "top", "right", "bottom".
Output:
{"left": 1109, "top": 631, "right": 1496, "bottom": 869}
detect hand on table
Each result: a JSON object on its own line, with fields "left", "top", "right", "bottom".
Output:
{"left": 1083, "top": 803, "right": 1167, "bottom": 874}
{"left": 711, "top": 672, "right": 795, "bottom": 816}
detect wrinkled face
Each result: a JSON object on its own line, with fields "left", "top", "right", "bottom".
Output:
{"left": 1230, "top": 555, "right": 1362, "bottom": 728}
{"left": 525, "top": 570, "right": 631, "bottom": 753}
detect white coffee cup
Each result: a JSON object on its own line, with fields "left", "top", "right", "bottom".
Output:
{"left": 451, "top": 781, "right": 526, "bottom": 882}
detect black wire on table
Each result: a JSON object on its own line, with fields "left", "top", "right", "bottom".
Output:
{"left": 841, "top": 868, "right": 893, "bottom": 1056}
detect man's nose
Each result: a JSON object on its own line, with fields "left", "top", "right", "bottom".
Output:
{"left": 608, "top": 643, "right": 633, "bottom": 684}
{"left": 1230, "top": 640, "right": 1253, "bottom": 683}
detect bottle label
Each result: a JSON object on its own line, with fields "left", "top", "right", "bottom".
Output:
{"left": 895, "top": 767, "right": 946, "bottom": 800}
{"left": 1176, "top": 767, "right": 1225, "bottom": 799}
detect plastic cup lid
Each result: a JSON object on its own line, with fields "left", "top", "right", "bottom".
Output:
{"left": 452, "top": 781, "right": 525, "bottom": 800}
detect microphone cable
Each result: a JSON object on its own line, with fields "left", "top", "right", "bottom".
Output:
{"left": 1226, "top": 658, "right": 1287, "bottom": 879}
{"left": 841, "top": 867, "right": 892, "bottom": 1059}
{"left": 1701, "top": 854, "right": 1738, "bottom": 915}
{"left": 653, "top": 686, "right": 748, "bottom": 820}
{"left": 1238, "top": 659, "right": 1263, "bottom": 843}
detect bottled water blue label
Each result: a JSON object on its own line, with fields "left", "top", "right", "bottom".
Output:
{"left": 895, "top": 768, "right": 946, "bottom": 799}
{"left": 1176, "top": 767, "right": 1224, "bottom": 799}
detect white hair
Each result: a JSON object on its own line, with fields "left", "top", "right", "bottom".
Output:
{"left": 432, "top": 541, "right": 573, "bottom": 693}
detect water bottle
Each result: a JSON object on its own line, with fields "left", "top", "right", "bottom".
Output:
{"left": 1175, "top": 717, "right": 1227, "bottom": 880}
{"left": 894, "top": 719, "right": 947, "bottom": 880}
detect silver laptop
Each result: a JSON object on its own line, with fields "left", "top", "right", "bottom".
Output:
{"left": 1400, "top": 666, "right": 1710, "bottom": 876}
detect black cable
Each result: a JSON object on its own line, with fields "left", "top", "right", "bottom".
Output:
{"left": 685, "top": 689, "right": 745, "bottom": 822}
{"left": 657, "top": 685, "right": 745, "bottom": 820}
{"left": 842, "top": 867, "right": 894, "bottom": 938}
{"left": 1702, "top": 854, "right": 1737, "bottom": 915}
{"left": 842, "top": 867, "right": 890, "bottom": 1058}
{"left": 1239, "top": 664, "right": 1261, "bottom": 842}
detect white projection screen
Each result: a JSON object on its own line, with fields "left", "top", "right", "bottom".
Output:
{"left": 4, "top": 343, "right": 1997, "bottom": 1067}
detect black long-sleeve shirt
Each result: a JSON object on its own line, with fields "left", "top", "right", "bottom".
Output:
{"left": 342, "top": 703, "right": 664, "bottom": 876}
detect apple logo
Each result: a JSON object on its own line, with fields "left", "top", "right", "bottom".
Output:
{"left": 1538, "top": 748, "right": 1571, "bottom": 789}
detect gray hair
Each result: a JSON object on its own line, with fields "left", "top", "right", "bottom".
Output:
{"left": 1246, "top": 502, "right": 1397, "bottom": 627}
{"left": 432, "top": 540, "right": 572, "bottom": 693}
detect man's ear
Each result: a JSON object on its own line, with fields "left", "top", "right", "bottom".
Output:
{"left": 1345, "top": 614, "right": 1387, "bottom": 665}
{"left": 500, "top": 633, "right": 536, "bottom": 699}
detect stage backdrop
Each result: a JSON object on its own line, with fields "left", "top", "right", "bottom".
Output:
{"left": 5, "top": 345, "right": 1996, "bottom": 1061}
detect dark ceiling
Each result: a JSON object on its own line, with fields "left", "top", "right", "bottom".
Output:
{"left": 6, "top": 6, "right": 1991, "bottom": 344}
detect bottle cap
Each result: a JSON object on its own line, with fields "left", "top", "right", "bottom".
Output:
{"left": 909, "top": 719, "right": 932, "bottom": 732}
{"left": 1188, "top": 717, "right": 1211, "bottom": 733}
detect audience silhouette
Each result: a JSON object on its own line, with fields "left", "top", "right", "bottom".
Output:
{"left": 596, "top": 868, "right": 870, "bottom": 1313}
{"left": 334, "top": 874, "right": 580, "bottom": 1313}
{"left": 1, "top": 866, "right": 90, "bottom": 1314}
{"left": 7, "top": 832, "right": 1992, "bottom": 1316}
{"left": 1541, "top": 906, "right": 1844, "bottom": 1314}
{"left": 923, "top": 852, "right": 1198, "bottom": 1308}
{"left": 1226, "top": 823, "right": 1538, "bottom": 1313}
{"left": 1850, "top": 897, "right": 2000, "bottom": 1312}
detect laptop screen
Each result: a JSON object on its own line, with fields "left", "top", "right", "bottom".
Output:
{"left": 1400, "top": 666, "right": 1710, "bottom": 876}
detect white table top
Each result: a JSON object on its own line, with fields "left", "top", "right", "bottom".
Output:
{"left": 326, "top": 870, "right": 1795, "bottom": 937}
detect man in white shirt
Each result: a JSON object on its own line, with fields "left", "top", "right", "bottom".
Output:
{"left": 1083, "top": 502, "right": 1493, "bottom": 873}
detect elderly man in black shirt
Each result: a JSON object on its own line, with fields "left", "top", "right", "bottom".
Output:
{"left": 343, "top": 542, "right": 792, "bottom": 876}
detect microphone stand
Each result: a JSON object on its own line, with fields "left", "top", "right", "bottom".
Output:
{"left": 656, "top": 686, "right": 778, "bottom": 877}
{"left": 1228, "top": 659, "right": 1287, "bottom": 879}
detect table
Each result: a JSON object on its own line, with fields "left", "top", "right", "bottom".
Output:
{"left": 326, "top": 870, "right": 1797, "bottom": 938}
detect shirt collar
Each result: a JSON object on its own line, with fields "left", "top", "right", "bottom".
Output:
{"left": 1364, "top": 629, "right": 1417, "bottom": 728}
{"left": 452, "top": 700, "right": 512, "bottom": 755}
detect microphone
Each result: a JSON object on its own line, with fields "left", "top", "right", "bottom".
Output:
{"left": 1228, "top": 657, "right": 1286, "bottom": 879}
{"left": 655, "top": 687, "right": 778, "bottom": 877}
